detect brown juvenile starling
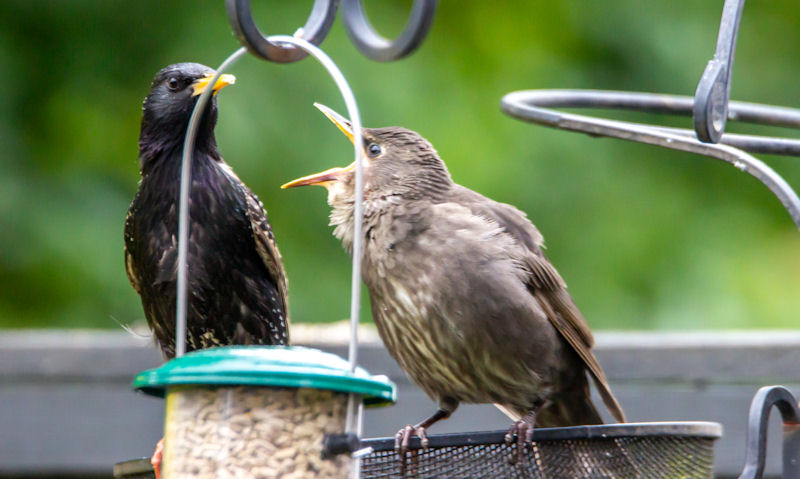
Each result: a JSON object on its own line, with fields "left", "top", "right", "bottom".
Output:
{"left": 283, "top": 104, "right": 625, "bottom": 459}
{"left": 125, "top": 63, "right": 289, "bottom": 358}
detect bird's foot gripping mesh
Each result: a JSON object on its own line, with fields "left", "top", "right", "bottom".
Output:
{"left": 359, "top": 422, "right": 721, "bottom": 479}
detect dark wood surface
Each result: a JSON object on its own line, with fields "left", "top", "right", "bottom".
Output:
{"left": 1, "top": 329, "right": 798, "bottom": 478}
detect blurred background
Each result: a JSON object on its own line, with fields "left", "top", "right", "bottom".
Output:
{"left": 2, "top": 2, "right": 799, "bottom": 478}
{"left": 1, "top": 0, "right": 798, "bottom": 332}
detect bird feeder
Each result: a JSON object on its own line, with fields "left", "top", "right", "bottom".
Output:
{"left": 133, "top": 346, "right": 395, "bottom": 479}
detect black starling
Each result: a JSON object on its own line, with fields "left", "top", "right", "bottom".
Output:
{"left": 283, "top": 104, "right": 625, "bottom": 458}
{"left": 125, "top": 63, "right": 289, "bottom": 359}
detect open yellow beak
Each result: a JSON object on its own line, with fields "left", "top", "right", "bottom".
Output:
{"left": 281, "top": 163, "right": 355, "bottom": 189}
{"left": 191, "top": 73, "right": 236, "bottom": 97}
{"left": 314, "top": 102, "right": 355, "bottom": 144}
{"left": 281, "top": 103, "right": 358, "bottom": 189}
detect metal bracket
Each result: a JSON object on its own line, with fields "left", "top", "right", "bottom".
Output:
{"left": 738, "top": 385, "right": 800, "bottom": 479}
{"left": 341, "top": 0, "right": 438, "bottom": 62}
{"left": 322, "top": 433, "right": 362, "bottom": 459}
{"left": 501, "top": 90, "right": 800, "bottom": 230}
{"left": 694, "top": 0, "right": 746, "bottom": 143}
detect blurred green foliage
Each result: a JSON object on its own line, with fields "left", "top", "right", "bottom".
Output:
{"left": 0, "top": 0, "right": 798, "bottom": 330}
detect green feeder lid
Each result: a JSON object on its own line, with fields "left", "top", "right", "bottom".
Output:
{"left": 133, "top": 346, "right": 395, "bottom": 407}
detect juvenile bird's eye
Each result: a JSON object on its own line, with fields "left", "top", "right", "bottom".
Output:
{"left": 167, "top": 77, "right": 181, "bottom": 91}
{"left": 367, "top": 143, "right": 382, "bottom": 157}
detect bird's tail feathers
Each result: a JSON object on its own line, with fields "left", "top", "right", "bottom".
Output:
{"left": 589, "top": 370, "right": 627, "bottom": 424}
{"left": 535, "top": 393, "right": 604, "bottom": 428}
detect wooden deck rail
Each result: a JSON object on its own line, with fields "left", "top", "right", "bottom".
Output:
{"left": 1, "top": 328, "right": 798, "bottom": 478}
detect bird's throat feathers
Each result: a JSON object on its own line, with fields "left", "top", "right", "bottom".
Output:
{"left": 329, "top": 193, "right": 405, "bottom": 256}
{"left": 138, "top": 98, "right": 219, "bottom": 174}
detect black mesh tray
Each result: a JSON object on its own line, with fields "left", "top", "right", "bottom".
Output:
{"left": 360, "top": 422, "right": 722, "bottom": 479}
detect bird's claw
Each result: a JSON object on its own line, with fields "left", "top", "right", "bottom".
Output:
{"left": 151, "top": 438, "right": 164, "bottom": 479}
{"left": 504, "top": 420, "right": 534, "bottom": 464}
{"left": 394, "top": 424, "right": 429, "bottom": 475}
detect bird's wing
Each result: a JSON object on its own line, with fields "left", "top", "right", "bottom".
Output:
{"left": 451, "top": 186, "right": 626, "bottom": 423}
{"left": 244, "top": 189, "right": 289, "bottom": 319}
{"left": 215, "top": 158, "right": 289, "bottom": 319}
{"left": 123, "top": 210, "right": 142, "bottom": 295}
{"left": 529, "top": 274, "right": 625, "bottom": 423}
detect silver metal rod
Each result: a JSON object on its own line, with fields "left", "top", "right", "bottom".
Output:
{"left": 265, "top": 32, "right": 365, "bottom": 419}
{"left": 175, "top": 47, "right": 248, "bottom": 358}
{"left": 266, "top": 34, "right": 366, "bottom": 479}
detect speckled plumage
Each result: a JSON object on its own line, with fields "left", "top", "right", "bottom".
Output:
{"left": 125, "top": 63, "right": 288, "bottom": 358}
{"left": 286, "top": 114, "right": 625, "bottom": 437}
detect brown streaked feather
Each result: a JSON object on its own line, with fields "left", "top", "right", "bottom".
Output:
{"left": 451, "top": 186, "right": 625, "bottom": 423}
{"left": 523, "top": 253, "right": 594, "bottom": 348}
{"left": 533, "top": 288, "right": 626, "bottom": 423}
{"left": 448, "top": 185, "right": 545, "bottom": 253}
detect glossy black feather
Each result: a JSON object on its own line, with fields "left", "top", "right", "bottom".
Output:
{"left": 125, "top": 63, "right": 288, "bottom": 358}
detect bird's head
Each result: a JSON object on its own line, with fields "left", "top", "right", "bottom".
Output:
{"left": 282, "top": 103, "right": 452, "bottom": 207}
{"left": 139, "top": 63, "right": 235, "bottom": 162}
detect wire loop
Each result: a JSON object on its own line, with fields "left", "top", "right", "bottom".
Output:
{"left": 341, "top": 0, "right": 438, "bottom": 62}
{"left": 224, "top": 0, "right": 339, "bottom": 63}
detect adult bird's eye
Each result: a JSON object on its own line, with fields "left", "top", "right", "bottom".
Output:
{"left": 167, "top": 78, "right": 181, "bottom": 91}
{"left": 367, "top": 143, "right": 382, "bottom": 157}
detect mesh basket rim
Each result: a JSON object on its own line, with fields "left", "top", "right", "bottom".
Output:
{"left": 361, "top": 421, "right": 722, "bottom": 452}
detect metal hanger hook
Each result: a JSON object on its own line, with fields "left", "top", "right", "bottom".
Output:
{"left": 224, "top": 0, "right": 339, "bottom": 63}
{"left": 737, "top": 385, "right": 800, "bottom": 479}
{"left": 342, "top": 0, "right": 438, "bottom": 62}
{"left": 694, "top": 0, "right": 746, "bottom": 143}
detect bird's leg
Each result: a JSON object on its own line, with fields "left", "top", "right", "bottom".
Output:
{"left": 151, "top": 437, "right": 164, "bottom": 479}
{"left": 505, "top": 401, "right": 544, "bottom": 465}
{"left": 395, "top": 401, "right": 456, "bottom": 475}
{"left": 395, "top": 408, "right": 449, "bottom": 453}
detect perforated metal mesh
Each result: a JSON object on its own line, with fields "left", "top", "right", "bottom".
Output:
{"left": 360, "top": 423, "right": 720, "bottom": 479}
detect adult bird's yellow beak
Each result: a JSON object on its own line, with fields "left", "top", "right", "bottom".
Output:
{"left": 281, "top": 103, "right": 358, "bottom": 189}
{"left": 191, "top": 73, "right": 236, "bottom": 97}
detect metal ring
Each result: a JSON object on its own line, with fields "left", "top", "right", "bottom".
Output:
{"left": 693, "top": 0, "right": 746, "bottom": 143}
{"left": 225, "top": 0, "right": 339, "bottom": 63}
{"left": 341, "top": 0, "right": 438, "bottom": 62}
{"left": 501, "top": 89, "right": 800, "bottom": 230}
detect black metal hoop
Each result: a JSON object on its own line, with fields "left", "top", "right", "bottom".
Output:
{"left": 224, "top": 0, "right": 339, "bottom": 63}
{"left": 694, "top": 0, "right": 746, "bottom": 143}
{"left": 501, "top": 89, "right": 800, "bottom": 230}
{"left": 341, "top": 0, "right": 438, "bottom": 62}
{"left": 738, "top": 386, "right": 800, "bottom": 479}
